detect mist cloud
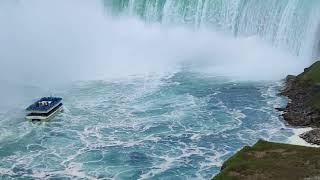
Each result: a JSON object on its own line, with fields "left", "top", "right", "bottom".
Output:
{"left": 0, "top": 0, "right": 308, "bottom": 88}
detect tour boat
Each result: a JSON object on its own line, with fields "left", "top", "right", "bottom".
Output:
{"left": 26, "top": 97, "right": 63, "bottom": 121}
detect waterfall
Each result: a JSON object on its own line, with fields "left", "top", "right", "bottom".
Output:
{"left": 104, "top": 0, "right": 320, "bottom": 60}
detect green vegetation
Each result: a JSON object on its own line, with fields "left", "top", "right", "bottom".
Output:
{"left": 296, "top": 61, "right": 320, "bottom": 110}
{"left": 298, "top": 61, "right": 320, "bottom": 85}
{"left": 213, "top": 140, "right": 320, "bottom": 180}
{"left": 213, "top": 62, "right": 320, "bottom": 179}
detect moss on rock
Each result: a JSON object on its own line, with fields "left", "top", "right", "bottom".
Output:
{"left": 281, "top": 61, "right": 320, "bottom": 127}
{"left": 213, "top": 140, "right": 320, "bottom": 180}
{"left": 297, "top": 61, "right": 320, "bottom": 85}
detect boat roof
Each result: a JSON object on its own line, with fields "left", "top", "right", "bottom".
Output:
{"left": 26, "top": 97, "right": 62, "bottom": 112}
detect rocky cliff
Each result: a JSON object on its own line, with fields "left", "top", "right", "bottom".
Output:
{"left": 213, "top": 62, "right": 320, "bottom": 179}
{"left": 280, "top": 61, "right": 320, "bottom": 144}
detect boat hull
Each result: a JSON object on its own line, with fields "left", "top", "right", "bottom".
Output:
{"left": 26, "top": 105, "right": 63, "bottom": 121}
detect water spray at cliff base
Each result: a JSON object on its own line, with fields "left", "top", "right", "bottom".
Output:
{"left": 0, "top": 1, "right": 319, "bottom": 179}
{"left": 0, "top": 0, "right": 309, "bottom": 88}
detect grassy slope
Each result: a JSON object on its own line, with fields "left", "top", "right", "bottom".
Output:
{"left": 298, "top": 61, "right": 320, "bottom": 84}
{"left": 297, "top": 61, "right": 320, "bottom": 110}
{"left": 213, "top": 140, "right": 320, "bottom": 180}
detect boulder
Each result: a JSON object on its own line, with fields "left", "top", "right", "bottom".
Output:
{"left": 300, "top": 129, "right": 320, "bottom": 145}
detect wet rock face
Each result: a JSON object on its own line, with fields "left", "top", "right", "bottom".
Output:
{"left": 277, "top": 62, "right": 320, "bottom": 144}
{"left": 300, "top": 129, "right": 320, "bottom": 145}
{"left": 280, "top": 64, "right": 320, "bottom": 128}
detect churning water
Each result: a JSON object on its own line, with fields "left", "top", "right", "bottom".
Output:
{"left": 0, "top": 0, "right": 319, "bottom": 179}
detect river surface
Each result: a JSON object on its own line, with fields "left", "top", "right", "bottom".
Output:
{"left": 1, "top": 0, "right": 319, "bottom": 179}
{"left": 0, "top": 70, "right": 293, "bottom": 179}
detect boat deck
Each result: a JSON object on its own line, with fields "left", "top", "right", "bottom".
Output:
{"left": 26, "top": 97, "right": 63, "bottom": 121}
{"left": 26, "top": 97, "right": 62, "bottom": 113}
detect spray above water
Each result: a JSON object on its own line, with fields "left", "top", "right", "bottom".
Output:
{"left": 0, "top": 0, "right": 308, "bottom": 87}
{"left": 105, "top": 0, "right": 320, "bottom": 60}
{"left": 0, "top": 1, "right": 317, "bottom": 179}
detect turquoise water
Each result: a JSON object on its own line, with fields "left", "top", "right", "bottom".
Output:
{"left": 0, "top": 70, "right": 293, "bottom": 179}
{"left": 1, "top": 0, "right": 319, "bottom": 179}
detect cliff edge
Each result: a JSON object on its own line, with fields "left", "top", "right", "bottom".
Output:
{"left": 280, "top": 61, "right": 320, "bottom": 144}
{"left": 213, "top": 140, "right": 320, "bottom": 180}
{"left": 213, "top": 62, "right": 320, "bottom": 179}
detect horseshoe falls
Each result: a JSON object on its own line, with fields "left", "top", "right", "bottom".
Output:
{"left": 105, "top": 0, "right": 320, "bottom": 59}
{"left": 0, "top": 0, "right": 319, "bottom": 179}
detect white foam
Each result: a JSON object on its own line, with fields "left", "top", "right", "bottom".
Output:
{"left": 32, "top": 162, "right": 97, "bottom": 180}
{"left": 31, "top": 170, "right": 49, "bottom": 179}
{"left": 287, "top": 128, "right": 320, "bottom": 147}
{"left": 0, "top": 168, "right": 13, "bottom": 176}
{"left": 64, "top": 162, "right": 93, "bottom": 180}
{"left": 190, "top": 133, "right": 202, "bottom": 141}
